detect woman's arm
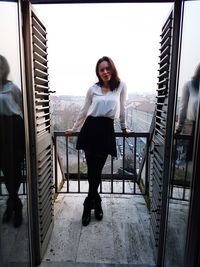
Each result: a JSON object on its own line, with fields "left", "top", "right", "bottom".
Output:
{"left": 176, "top": 82, "right": 190, "bottom": 133}
{"left": 12, "top": 84, "right": 23, "bottom": 111}
{"left": 119, "top": 82, "right": 127, "bottom": 131}
{"left": 65, "top": 87, "right": 93, "bottom": 135}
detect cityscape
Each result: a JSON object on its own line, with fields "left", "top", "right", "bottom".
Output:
{"left": 50, "top": 92, "right": 156, "bottom": 177}
{"left": 50, "top": 92, "right": 156, "bottom": 133}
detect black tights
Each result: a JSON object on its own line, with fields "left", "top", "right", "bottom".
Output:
{"left": 85, "top": 151, "right": 108, "bottom": 200}
{"left": 0, "top": 115, "right": 25, "bottom": 205}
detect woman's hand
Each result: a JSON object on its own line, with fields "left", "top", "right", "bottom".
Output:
{"left": 64, "top": 129, "right": 74, "bottom": 136}
{"left": 174, "top": 129, "right": 181, "bottom": 138}
{"left": 122, "top": 128, "right": 132, "bottom": 135}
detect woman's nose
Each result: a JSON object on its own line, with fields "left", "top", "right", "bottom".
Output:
{"left": 103, "top": 69, "right": 108, "bottom": 74}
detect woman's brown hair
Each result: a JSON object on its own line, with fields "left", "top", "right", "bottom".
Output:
{"left": 0, "top": 55, "right": 10, "bottom": 85}
{"left": 95, "top": 56, "right": 120, "bottom": 91}
{"left": 192, "top": 63, "right": 200, "bottom": 90}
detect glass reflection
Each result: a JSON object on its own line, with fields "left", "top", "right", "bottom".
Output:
{"left": 164, "top": 1, "right": 200, "bottom": 266}
{"left": 0, "top": 2, "right": 30, "bottom": 267}
{"left": 0, "top": 54, "right": 25, "bottom": 227}
{"left": 176, "top": 64, "right": 200, "bottom": 161}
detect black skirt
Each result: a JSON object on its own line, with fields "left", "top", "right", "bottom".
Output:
{"left": 186, "top": 121, "right": 195, "bottom": 161}
{"left": 76, "top": 116, "right": 117, "bottom": 157}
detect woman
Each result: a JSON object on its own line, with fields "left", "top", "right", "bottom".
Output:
{"left": 176, "top": 64, "right": 200, "bottom": 161}
{"left": 0, "top": 55, "right": 25, "bottom": 227}
{"left": 65, "top": 56, "right": 129, "bottom": 226}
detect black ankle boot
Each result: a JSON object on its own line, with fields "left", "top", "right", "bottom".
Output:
{"left": 82, "top": 197, "right": 92, "bottom": 226}
{"left": 94, "top": 195, "right": 103, "bottom": 221}
{"left": 2, "top": 198, "right": 14, "bottom": 223}
{"left": 2, "top": 207, "right": 13, "bottom": 223}
{"left": 13, "top": 198, "right": 23, "bottom": 228}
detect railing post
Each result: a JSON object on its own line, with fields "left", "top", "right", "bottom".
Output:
{"left": 111, "top": 156, "right": 114, "bottom": 194}
{"left": 54, "top": 132, "right": 58, "bottom": 194}
{"left": 77, "top": 150, "right": 80, "bottom": 193}
{"left": 66, "top": 136, "right": 69, "bottom": 193}
{"left": 122, "top": 136, "right": 125, "bottom": 194}
{"left": 134, "top": 136, "right": 137, "bottom": 194}
{"left": 145, "top": 134, "right": 150, "bottom": 196}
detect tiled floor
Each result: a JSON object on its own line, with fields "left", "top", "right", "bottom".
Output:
{"left": 39, "top": 192, "right": 156, "bottom": 267}
{"left": 0, "top": 196, "right": 30, "bottom": 266}
{"left": 0, "top": 185, "right": 189, "bottom": 267}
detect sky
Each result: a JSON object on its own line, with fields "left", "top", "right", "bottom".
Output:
{"left": 0, "top": 3, "right": 21, "bottom": 88}
{"left": 1, "top": 2, "right": 199, "bottom": 98}
{"left": 178, "top": 1, "right": 200, "bottom": 92}
{"left": 34, "top": 3, "right": 173, "bottom": 96}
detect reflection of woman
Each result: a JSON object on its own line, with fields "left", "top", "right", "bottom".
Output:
{"left": 65, "top": 56, "right": 128, "bottom": 226}
{"left": 176, "top": 64, "right": 200, "bottom": 161}
{"left": 0, "top": 55, "right": 25, "bottom": 227}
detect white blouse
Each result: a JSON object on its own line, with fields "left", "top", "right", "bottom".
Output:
{"left": 72, "top": 81, "right": 127, "bottom": 132}
{"left": 0, "top": 82, "right": 23, "bottom": 118}
{"left": 176, "top": 80, "right": 199, "bottom": 132}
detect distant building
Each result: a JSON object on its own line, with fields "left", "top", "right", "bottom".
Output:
{"left": 126, "top": 96, "right": 156, "bottom": 132}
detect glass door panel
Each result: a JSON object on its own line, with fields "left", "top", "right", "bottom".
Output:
{"left": 0, "top": 1, "right": 31, "bottom": 266}
{"left": 164, "top": 1, "right": 200, "bottom": 266}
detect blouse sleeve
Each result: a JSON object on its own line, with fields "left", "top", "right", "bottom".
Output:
{"left": 119, "top": 82, "right": 127, "bottom": 130}
{"left": 12, "top": 84, "right": 23, "bottom": 111}
{"left": 176, "top": 81, "right": 190, "bottom": 132}
{"left": 12, "top": 84, "right": 23, "bottom": 112}
{"left": 71, "top": 87, "right": 93, "bottom": 132}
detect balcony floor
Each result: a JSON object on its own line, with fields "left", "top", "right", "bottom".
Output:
{"left": 39, "top": 188, "right": 156, "bottom": 267}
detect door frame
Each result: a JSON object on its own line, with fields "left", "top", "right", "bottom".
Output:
{"left": 21, "top": 0, "right": 54, "bottom": 265}
{"left": 19, "top": 1, "right": 186, "bottom": 266}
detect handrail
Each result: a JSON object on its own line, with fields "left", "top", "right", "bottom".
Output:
{"left": 53, "top": 131, "right": 150, "bottom": 195}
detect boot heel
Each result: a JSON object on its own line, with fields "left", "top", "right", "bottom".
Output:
{"left": 2, "top": 207, "right": 13, "bottom": 223}
{"left": 95, "top": 197, "right": 103, "bottom": 221}
{"left": 13, "top": 198, "right": 23, "bottom": 228}
{"left": 2, "top": 198, "right": 14, "bottom": 223}
{"left": 82, "top": 197, "right": 91, "bottom": 226}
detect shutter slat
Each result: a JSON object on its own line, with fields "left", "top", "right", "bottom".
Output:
{"left": 150, "top": 10, "right": 173, "bottom": 251}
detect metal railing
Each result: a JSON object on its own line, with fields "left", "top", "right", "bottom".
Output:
{"left": 0, "top": 133, "right": 191, "bottom": 201}
{"left": 54, "top": 131, "right": 150, "bottom": 196}
{"left": 169, "top": 134, "right": 193, "bottom": 201}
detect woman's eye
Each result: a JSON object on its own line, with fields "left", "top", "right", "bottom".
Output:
{"left": 100, "top": 67, "right": 110, "bottom": 72}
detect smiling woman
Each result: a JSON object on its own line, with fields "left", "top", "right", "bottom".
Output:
{"left": 33, "top": 2, "right": 172, "bottom": 96}
{"left": 64, "top": 56, "right": 129, "bottom": 226}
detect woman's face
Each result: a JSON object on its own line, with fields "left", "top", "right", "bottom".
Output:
{"left": 0, "top": 60, "right": 7, "bottom": 82}
{"left": 98, "top": 61, "right": 112, "bottom": 84}
{"left": 0, "top": 63, "right": 3, "bottom": 81}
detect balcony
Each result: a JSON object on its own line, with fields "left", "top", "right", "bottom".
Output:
{"left": 41, "top": 132, "right": 190, "bottom": 266}
{"left": 0, "top": 132, "right": 191, "bottom": 266}
{"left": 39, "top": 194, "right": 155, "bottom": 267}
{"left": 36, "top": 131, "right": 155, "bottom": 266}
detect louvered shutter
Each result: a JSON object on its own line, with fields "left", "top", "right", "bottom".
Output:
{"left": 150, "top": 1, "right": 182, "bottom": 264}
{"left": 22, "top": 2, "right": 53, "bottom": 264}
{"left": 150, "top": 9, "right": 173, "bottom": 258}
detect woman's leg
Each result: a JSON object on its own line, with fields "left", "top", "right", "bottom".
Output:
{"left": 1, "top": 116, "right": 24, "bottom": 227}
{"left": 81, "top": 152, "right": 107, "bottom": 226}
{"left": 0, "top": 116, "right": 15, "bottom": 223}
{"left": 85, "top": 152, "right": 107, "bottom": 201}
